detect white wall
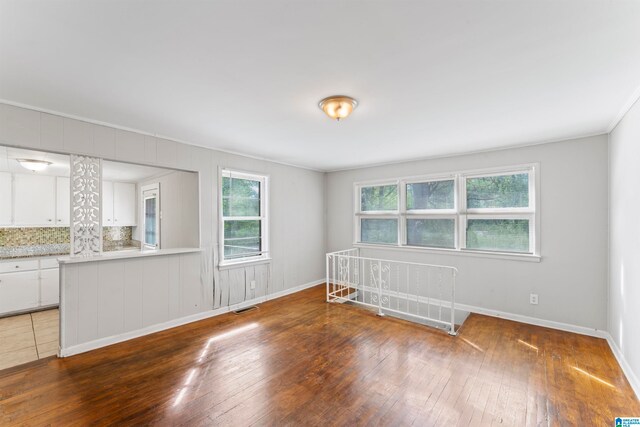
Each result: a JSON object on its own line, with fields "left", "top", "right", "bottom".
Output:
{"left": 135, "top": 170, "right": 200, "bottom": 249}
{"left": 326, "top": 135, "right": 609, "bottom": 330}
{"left": 0, "top": 103, "right": 326, "bottom": 312}
{"left": 609, "top": 98, "right": 640, "bottom": 389}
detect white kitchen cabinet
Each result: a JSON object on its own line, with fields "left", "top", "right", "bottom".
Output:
{"left": 0, "top": 258, "right": 60, "bottom": 316}
{"left": 113, "top": 182, "right": 136, "bottom": 226}
{"left": 102, "top": 180, "right": 114, "bottom": 225}
{"left": 0, "top": 172, "right": 11, "bottom": 225}
{"left": 40, "top": 268, "right": 59, "bottom": 306}
{"left": 56, "top": 177, "right": 70, "bottom": 226}
{"left": 0, "top": 271, "right": 40, "bottom": 314}
{"left": 102, "top": 181, "right": 136, "bottom": 226}
{"left": 14, "top": 174, "right": 56, "bottom": 226}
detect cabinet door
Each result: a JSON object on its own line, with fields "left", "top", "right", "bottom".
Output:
{"left": 0, "top": 172, "right": 11, "bottom": 225}
{"left": 40, "top": 268, "right": 59, "bottom": 306}
{"left": 114, "top": 182, "right": 136, "bottom": 226}
{"left": 0, "top": 271, "right": 40, "bottom": 314}
{"left": 14, "top": 174, "right": 56, "bottom": 225}
{"left": 102, "top": 180, "right": 114, "bottom": 225}
{"left": 56, "top": 177, "right": 70, "bottom": 226}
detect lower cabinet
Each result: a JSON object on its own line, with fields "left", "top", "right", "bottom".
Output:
{"left": 0, "top": 259, "right": 60, "bottom": 316}
{"left": 0, "top": 271, "right": 40, "bottom": 314}
{"left": 40, "top": 268, "right": 60, "bottom": 307}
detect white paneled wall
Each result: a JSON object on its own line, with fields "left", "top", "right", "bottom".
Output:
{"left": 64, "top": 118, "right": 94, "bottom": 154}
{"left": 40, "top": 113, "right": 64, "bottom": 151}
{"left": 218, "top": 263, "right": 270, "bottom": 308}
{"left": 61, "top": 252, "right": 205, "bottom": 351}
{"left": 135, "top": 170, "right": 200, "bottom": 248}
{"left": 0, "top": 102, "right": 326, "bottom": 354}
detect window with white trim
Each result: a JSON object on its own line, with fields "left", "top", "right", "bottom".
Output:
{"left": 355, "top": 165, "right": 537, "bottom": 255}
{"left": 220, "top": 170, "right": 268, "bottom": 264}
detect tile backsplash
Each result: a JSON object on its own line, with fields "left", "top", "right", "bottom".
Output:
{"left": 0, "top": 226, "right": 139, "bottom": 251}
{"left": 103, "top": 226, "right": 133, "bottom": 242}
{"left": 103, "top": 226, "right": 140, "bottom": 252}
{"left": 0, "top": 227, "right": 70, "bottom": 247}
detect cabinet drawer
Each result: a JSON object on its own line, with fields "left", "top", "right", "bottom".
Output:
{"left": 0, "top": 260, "right": 40, "bottom": 273}
{"left": 40, "top": 258, "right": 60, "bottom": 269}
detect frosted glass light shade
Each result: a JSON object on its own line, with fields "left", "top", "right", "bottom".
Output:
{"left": 17, "top": 159, "right": 51, "bottom": 172}
{"left": 318, "top": 96, "right": 358, "bottom": 121}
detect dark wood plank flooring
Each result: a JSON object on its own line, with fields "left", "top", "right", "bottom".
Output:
{"left": 0, "top": 284, "right": 637, "bottom": 426}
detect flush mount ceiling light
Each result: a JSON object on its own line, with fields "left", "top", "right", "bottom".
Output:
{"left": 318, "top": 95, "right": 358, "bottom": 121}
{"left": 16, "top": 159, "right": 52, "bottom": 172}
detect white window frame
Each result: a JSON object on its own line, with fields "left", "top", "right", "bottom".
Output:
{"left": 355, "top": 180, "right": 400, "bottom": 245}
{"left": 218, "top": 168, "right": 270, "bottom": 268}
{"left": 353, "top": 164, "right": 540, "bottom": 261}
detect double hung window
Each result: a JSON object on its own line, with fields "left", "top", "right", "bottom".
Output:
{"left": 355, "top": 165, "right": 537, "bottom": 256}
{"left": 220, "top": 170, "right": 268, "bottom": 265}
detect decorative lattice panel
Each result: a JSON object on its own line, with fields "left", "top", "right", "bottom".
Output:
{"left": 70, "top": 155, "right": 102, "bottom": 256}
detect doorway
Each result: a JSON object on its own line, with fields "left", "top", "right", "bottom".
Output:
{"left": 142, "top": 184, "right": 160, "bottom": 250}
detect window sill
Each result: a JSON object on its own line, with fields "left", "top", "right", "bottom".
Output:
{"left": 218, "top": 257, "right": 272, "bottom": 271}
{"left": 353, "top": 243, "right": 541, "bottom": 263}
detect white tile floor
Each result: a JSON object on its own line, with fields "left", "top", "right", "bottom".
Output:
{"left": 0, "top": 309, "right": 59, "bottom": 371}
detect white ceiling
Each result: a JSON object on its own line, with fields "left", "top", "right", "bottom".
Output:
{"left": 0, "top": 147, "right": 70, "bottom": 177}
{"left": 0, "top": 145, "right": 167, "bottom": 181}
{"left": 1, "top": 1, "right": 639, "bottom": 171}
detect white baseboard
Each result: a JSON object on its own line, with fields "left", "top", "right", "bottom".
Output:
{"left": 456, "top": 301, "right": 608, "bottom": 339}
{"left": 59, "top": 279, "right": 324, "bottom": 357}
{"left": 604, "top": 333, "right": 640, "bottom": 400}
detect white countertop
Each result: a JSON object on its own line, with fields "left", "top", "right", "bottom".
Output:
{"left": 57, "top": 247, "right": 202, "bottom": 264}
{"left": 0, "top": 253, "right": 66, "bottom": 262}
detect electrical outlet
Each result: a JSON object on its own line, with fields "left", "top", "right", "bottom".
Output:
{"left": 250, "top": 280, "right": 256, "bottom": 290}
{"left": 530, "top": 293, "right": 539, "bottom": 305}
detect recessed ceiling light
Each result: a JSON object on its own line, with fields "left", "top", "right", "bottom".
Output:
{"left": 16, "top": 159, "right": 52, "bottom": 172}
{"left": 318, "top": 95, "right": 358, "bottom": 121}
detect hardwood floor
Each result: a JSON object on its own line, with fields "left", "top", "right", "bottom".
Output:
{"left": 0, "top": 285, "right": 637, "bottom": 426}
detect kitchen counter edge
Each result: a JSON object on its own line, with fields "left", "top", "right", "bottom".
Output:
{"left": 57, "top": 248, "right": 202, "bottom": 265}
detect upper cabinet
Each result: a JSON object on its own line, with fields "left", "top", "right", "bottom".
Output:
{"left": 1, "top": 173, "right": 135, "bottom": 228}
{"left": 102, "top": 181, "right": 114, "bottom": 225}
{"left": 113, "top": 182, "right": 136, "bottom": 225}
{"left": 14, "top": 174, "right": 56, "bottom": 225}
{"left": 103, "top": 181, "right": 136, "bottom": 226}
{"left": 0, "top": 172, "right": 11, "bottom": 225}
{"left": 2, "top": 173, "right": 70, "bottom": 227}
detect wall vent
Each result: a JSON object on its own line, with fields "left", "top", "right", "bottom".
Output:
{"left": 233, "top": 306, "right": 258, "bottom": 315}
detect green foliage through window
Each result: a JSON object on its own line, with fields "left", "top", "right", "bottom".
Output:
{"left": 224, "top": 220, "right": 262, "bottom": 259}
{"left": 407, "top": 180, "right": 454, "bottom": 210}
{"left": 361, "top": 219, "right": 398, "bottom": 244}
{"left": 466, "top": 219, "right": 529, "bottom": 252}
{"left": 466, "top": 173, "right": 529, "bottom": 209}
{"left": 223, "top": 177, "right": 260, "bottom": 216}
{"left": 361, "top": 185, "right": 398, "bottom": 211}
{"left": 407, "top": 218, "right": 455, "bottom": 248}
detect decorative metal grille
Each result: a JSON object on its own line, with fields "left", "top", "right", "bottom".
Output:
{"left": 70, "top": 155, "right": 102, "bottom": 256}
{"left": 326, "top": 248, "right": 458, "bottom": 335}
